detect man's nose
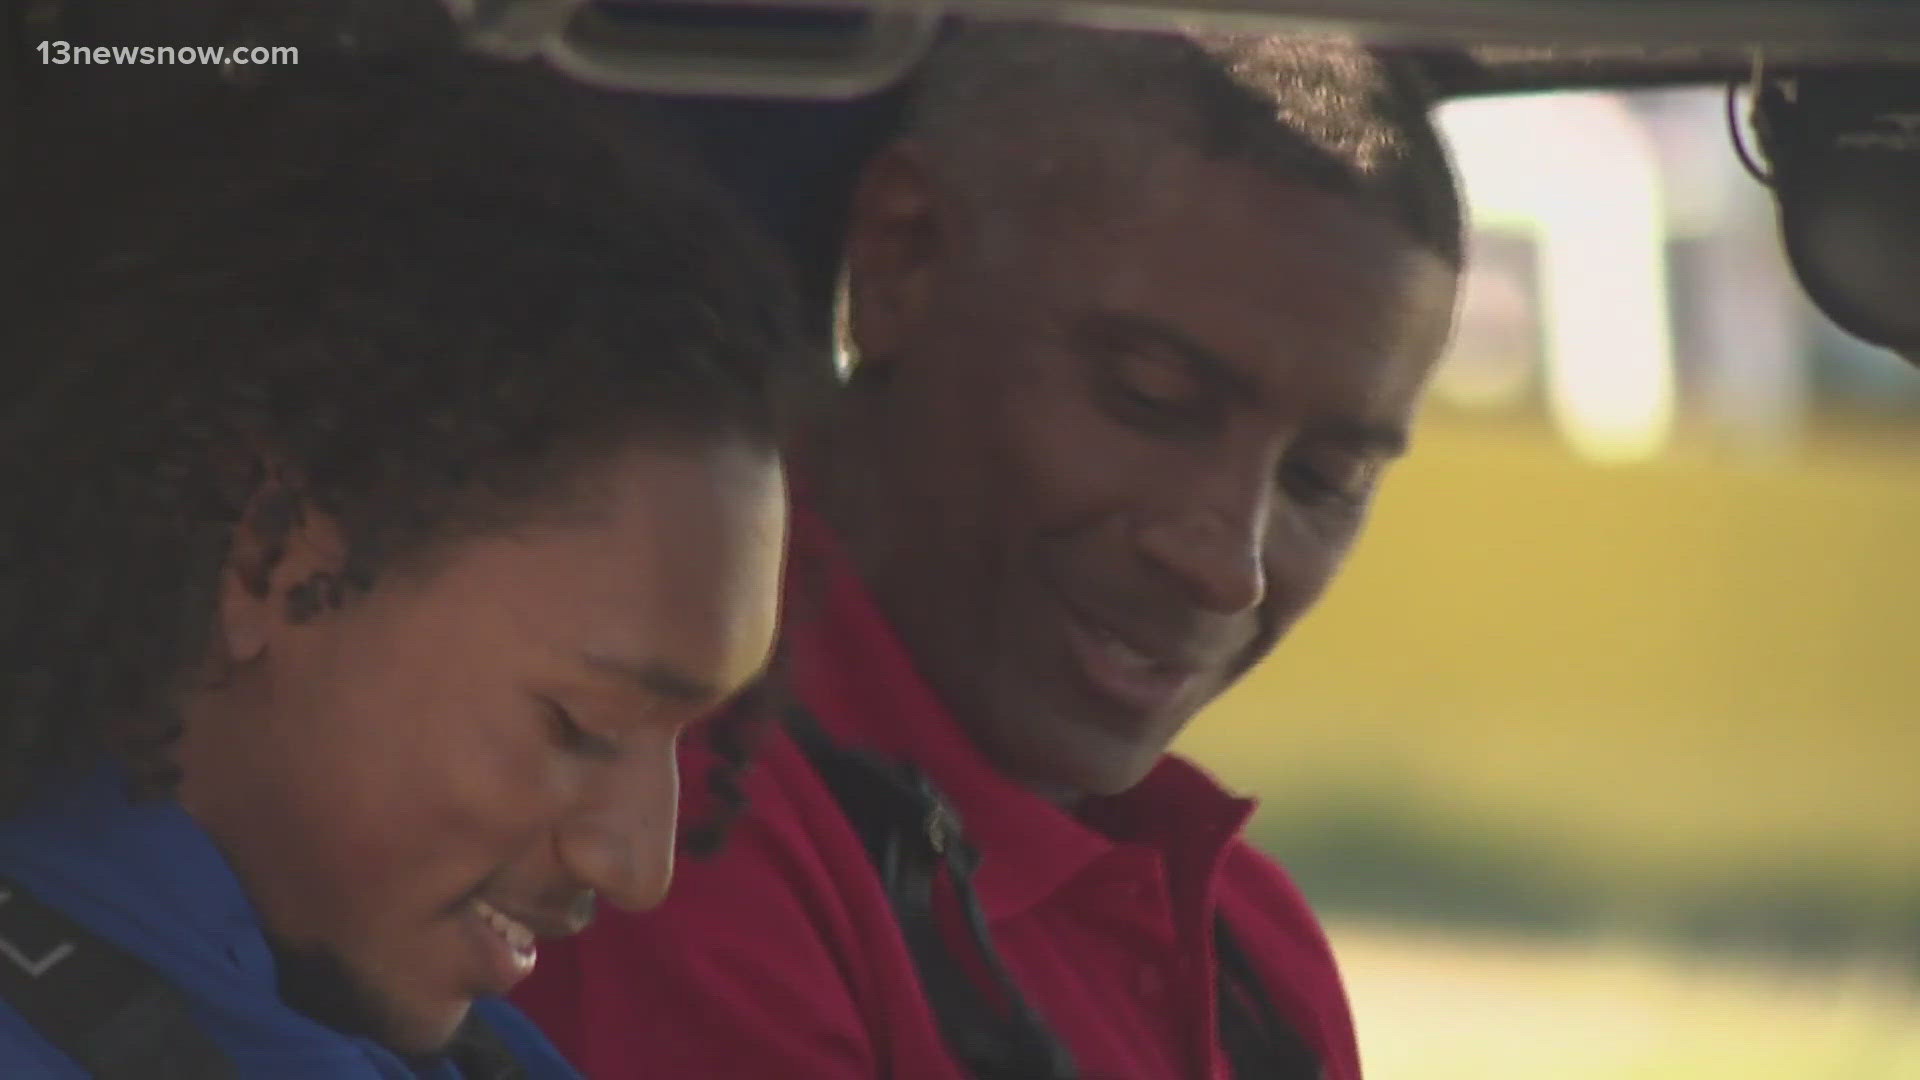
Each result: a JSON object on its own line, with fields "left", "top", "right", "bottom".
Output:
{"left": 554, "top": 742, "right": 679, "bottom": 912}
{"left": 1137, "top": 481, "right": 1271, "bottom": 615}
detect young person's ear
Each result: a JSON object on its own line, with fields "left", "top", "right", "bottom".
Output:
{"left": 215, "top": 484, "right": 347, "bottom": 669}
{"left": 843, "top": 144, "right": 948, "bottom": 376}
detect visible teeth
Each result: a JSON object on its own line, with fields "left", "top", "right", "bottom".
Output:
{"left": 473, "top": 899, "right": 534, "bottom": 954}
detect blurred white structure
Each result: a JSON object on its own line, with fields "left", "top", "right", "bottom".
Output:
{"left": 1440, "top": 92, "right": 1677, "bottom": 465}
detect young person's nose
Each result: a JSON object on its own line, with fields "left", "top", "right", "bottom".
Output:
{"left": 554, "top": 742, "right": 680, "bottom": 911}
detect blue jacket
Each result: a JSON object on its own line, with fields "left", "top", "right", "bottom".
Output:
{"left": 0, "top": 767, "right": 583, "bottom": 1078}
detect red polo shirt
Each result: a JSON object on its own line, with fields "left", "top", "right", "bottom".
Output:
{"left": 512, "top": 506, "right": 1361, "bottom": 1080}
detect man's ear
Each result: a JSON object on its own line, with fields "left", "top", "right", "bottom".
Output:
{"left": 215, "top": 486, "right": 346, "bottom": 669}
{"left": 844, "top": 144, "right": 948, "bottom": 373}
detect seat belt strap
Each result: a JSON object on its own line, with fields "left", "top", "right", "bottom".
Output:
{"left": 788, "top": 708, "right": 1323, "bottom": 1080}
{"left": 444, "top": 1012, "right": 531, "bottom": 1080}
{"left": 0, "top": 873, "right": 235, "bottom": 1079}
{"left": 787, "top": 708, "right": 1079, "bottom": 1080}
{"left": 1216, "top": 915, "right": 1322, "bottom": 1079}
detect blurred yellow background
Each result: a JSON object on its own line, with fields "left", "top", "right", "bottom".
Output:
{"left": 1185, "top": 416, "right": 1920, "bottom": 881}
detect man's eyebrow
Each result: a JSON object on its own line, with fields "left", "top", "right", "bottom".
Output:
{"left": 581, "top": 652, "right": 720, "bottom": 704}
{"left": 1314, "top": 417, "right": 1411, "bottom": 458}
{"left": 1092, "top": 313, "right": 1263, "bottom": 402}
{"left": 1096, "top": 313, "right": 1411, "bottom": 454}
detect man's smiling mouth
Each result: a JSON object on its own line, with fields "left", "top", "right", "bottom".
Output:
{"left": 1060, "top": 606, "right": 1206, "bottom": 716}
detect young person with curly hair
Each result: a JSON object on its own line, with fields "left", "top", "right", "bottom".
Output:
{"left": 0, "top": 50, "right": 802, "bottom": 1078}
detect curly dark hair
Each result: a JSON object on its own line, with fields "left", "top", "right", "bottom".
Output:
{"left": 1, "top": 53, "right": 813, "bottom": 821}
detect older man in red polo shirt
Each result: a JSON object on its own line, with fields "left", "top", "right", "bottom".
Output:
{"left": 515, "top": 22, "right": 1462, "bottom": 1080}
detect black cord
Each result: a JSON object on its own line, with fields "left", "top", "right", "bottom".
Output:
{"left": 1728, "top": 78, "right": 1773, "bottom": 186}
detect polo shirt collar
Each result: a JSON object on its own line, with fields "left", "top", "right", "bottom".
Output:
{"left": 786, "top": 501, "right": 1256, "bottom": 923}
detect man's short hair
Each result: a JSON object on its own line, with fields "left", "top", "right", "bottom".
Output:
{"left": 904, "top": 21, "right": 1464, "bottom": 267}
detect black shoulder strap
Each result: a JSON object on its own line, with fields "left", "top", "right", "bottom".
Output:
{"left": 443, "top": 1012, "right": 531, "bottom": 1080}
{"left": 0, "top": 874, "right": 530, "bottom": 1080}
{"left": 0, "top": 874, "right": 235, "bottom": 1079}
{"left": 789, "top": 707, "right": 1321, "bottom": 1080}
{"left": 1215, "top": 916, "right": 1322, "bottom": 1080}
{"left": 786, "top": 710, "right": 1078, "bottom": 1080}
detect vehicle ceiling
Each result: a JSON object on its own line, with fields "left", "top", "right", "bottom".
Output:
{"left": 17, "top": 2, "right": 1920, "bottom": 98}
{"left": 12, "top": 1, "right": 1920, "bottom": 356}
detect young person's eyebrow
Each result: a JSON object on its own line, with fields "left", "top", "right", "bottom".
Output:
{"left": 581, "top": 652, "right": 720, "bottom": 705}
